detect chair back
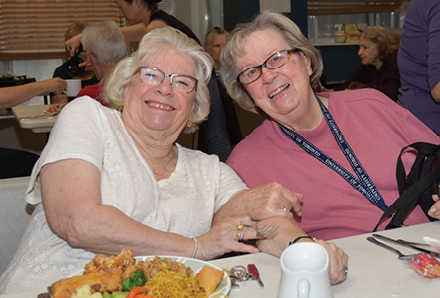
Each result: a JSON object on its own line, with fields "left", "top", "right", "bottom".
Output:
{"left": 0, "top": 176, "right": 33, "bottom": 275}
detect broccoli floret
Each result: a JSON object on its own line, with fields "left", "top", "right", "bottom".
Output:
{"left": 122, "top": 270, "right": 147, "bottom": 292}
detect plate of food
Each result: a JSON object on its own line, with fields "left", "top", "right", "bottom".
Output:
{"left": 49, "top": 249, "right": 230, "bottom": 298}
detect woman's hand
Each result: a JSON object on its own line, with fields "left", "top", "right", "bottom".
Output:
{"left": 65, "top": 34, "right": 82, "bottom": 57}
{"left": 218, "top": 182, "right": 303, "bottom": 224}
{"left": 318, "top": 239, "right": 349, "bottom": 285}
{"left": 255, "top": 217, "right": 349, "bottom": 285}
{"left": 428, "top": 195, "right": 440, "bottom": 219}
{"left": 195, "top": 216, "right": 264, "bottom": 260}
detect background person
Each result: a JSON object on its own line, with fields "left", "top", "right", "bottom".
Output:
{"left": 198, "top": 27, "right": 242, "bottom": 162}
{"left": 65, "top": 0, "right": 200, "bottom": 57}
{"left": 0, "top": 26, "right": 347, "bottom": 293}
{"left": 205, "top": 27, "right": 229, "bottom": 76}
{"left": 221, "top": 11, "right": 440, "bottom": 242}
{"left": 326, "top": 26, "right": 400, "bottom": 101}
{"left": 398, "top": 0, "right": 440, "bottom": 134}
{"left": 0, "top": 78, "right": 66, "bottom": 179}
{"left": 75, "top": 20, "right": 129, "bottom": 106}
{"left": 51, "top": 21, "right": 99, "bottom": 104}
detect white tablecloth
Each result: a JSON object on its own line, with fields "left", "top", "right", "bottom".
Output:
{"left": 2, "top": 221, "right": 440, "bottom": 298}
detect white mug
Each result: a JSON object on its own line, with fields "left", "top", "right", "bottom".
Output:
{"left": 65, "top": 79, "right": 82, "bottom": 97}
{"left": 277, "top": 242, "right": 334, "bottom": 298}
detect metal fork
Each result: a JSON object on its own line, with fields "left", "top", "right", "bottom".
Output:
{"left": 257, "top": 223, "right": 280, "bottom": 236}
{"left": 367, "top": 237, "right": 421, "bottom": 260}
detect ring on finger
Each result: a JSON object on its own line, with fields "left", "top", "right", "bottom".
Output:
{"left": 236, "top": 230, "right": 244, "bottom": 241}
{"left": 283, "top": 205, "right": 288, "bottom": 211}
{"left": 236, "top": 223, "right": 244, "bottom": 230}
{"left": 339, "top": 265, "right": 348, "bottom": 277}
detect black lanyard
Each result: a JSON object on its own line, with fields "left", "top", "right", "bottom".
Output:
{"left": 279, "top": 96, "right": 387, "bottom": 211}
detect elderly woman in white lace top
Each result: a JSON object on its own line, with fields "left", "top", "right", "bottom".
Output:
{"left": 0, "top": 27, "right": 324, "bottom": 294}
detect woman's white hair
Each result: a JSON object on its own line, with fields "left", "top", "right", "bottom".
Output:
{"left": 220, "top": 10, "right": 323, "bottom": 117}
{"left": 105, "top": 26, "right": 213, "bottom": 133}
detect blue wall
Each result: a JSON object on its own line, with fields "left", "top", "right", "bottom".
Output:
{"left": 223, "top": 0, "right": 360, "bottom": 83}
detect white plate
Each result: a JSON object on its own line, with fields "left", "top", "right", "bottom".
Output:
{"left": 73, "top": 256, "right": 230, "bottom": 297}
{"left": 136, "top": 256, "right": 230, "bottom": 298}
{"left": 423, "top": 237, "right": 440, "bottom": 252}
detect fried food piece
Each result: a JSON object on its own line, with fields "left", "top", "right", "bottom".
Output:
{"left": 195, "top": 266, "right": 223, "bottom": 295}
{"left": 136, "top": 256, "right": 194, "bottom": 280}
{"left": 84, "top": 249, "right": 135, "bottom": 274}
{"left": 50, "top": 270, "right": 123, "bottom": 298}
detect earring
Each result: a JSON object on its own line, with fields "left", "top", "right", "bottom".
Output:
{"left": 187, "top": 121, "right": 192, "bottom": 128}
{"left": 118, "top": 105, "right": 124, "bottom": 112}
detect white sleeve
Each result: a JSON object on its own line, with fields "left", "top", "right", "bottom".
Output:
{"left": 213, "top": 162, "right": 248, "bottom": 213}
{"left": 26, "top": 97, "right": 105, "bottom": 204}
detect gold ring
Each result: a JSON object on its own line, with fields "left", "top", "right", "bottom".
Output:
{"left": 236, "top": 223, "right": 244, "bottom": 230}
{"left": 283, "top": 205, "right": 288, "bottom": 211}
{"left": 236, "top": 230, "right": 244, "bottom": 241}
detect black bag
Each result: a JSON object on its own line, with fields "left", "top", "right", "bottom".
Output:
{"left": 374, "top": 142, "right": 440, "bottom": 231}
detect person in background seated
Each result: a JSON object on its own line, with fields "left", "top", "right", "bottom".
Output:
{"left": 51, "top": 21, "right": 99, "bottom": 104}
{"left": 0, "top": 77, "right": 66, "bottom": 179}
{"left": 398, "top": 0, "right": 440, "bottom": 134}
{"left": 198, "top": 27, "right": 242, "bottom": 162}
{"left": 75, "top": 20, "right": 129, "bottom": 106}
{"left": 0, "top": 26, "right": 347, "bottom": 293}
{"left": 326, "top": 26, "right": 400, "bottom": 101}
{"left": 205, "top": 27, "right": 228, "bottom": 77}
{"left": 221, "top": 11, "right": 440, "bottom": 241}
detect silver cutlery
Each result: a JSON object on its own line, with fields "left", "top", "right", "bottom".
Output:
{"left": 372, "top": 234, "right": 440, "bottom": 258}
{"left": 367, "top": 237, "right": 420, "bottom": 260}
{"left": 257, "top": 223, "right": 279, "bottom": 236}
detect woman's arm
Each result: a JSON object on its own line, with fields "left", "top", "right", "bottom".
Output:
{"left": 0, "top": 78, "right": 66, "bottom": 110}
{"left": 255, "top": 217, "right": 349, "bottom": 285}
{"left": 41, "top": 158, "right": 262, "bottom": 260}
{"left": 66, "top": 21, "right": 167, "bottom": 56}
{"left": 41, "top": 159, "right": 195, "bottom": 257}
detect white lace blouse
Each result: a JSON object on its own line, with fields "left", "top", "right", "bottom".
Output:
{"left": 0, "top": 97, "right": 247, "bottom": 294}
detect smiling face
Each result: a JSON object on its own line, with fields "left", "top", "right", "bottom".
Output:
{"left": 358, "top": 38, "right": 382, "bottom": 68}
{"left": 205, "top": 34, "right": 228, "bottom": 69}
{"left": 234, "top": 28, "right": 319, "bottom": 131}
{"left": 122, "top": 48, "right": 196, "bottom": 139}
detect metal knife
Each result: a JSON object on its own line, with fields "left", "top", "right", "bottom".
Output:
{"left": 248, "top": 264, "right": 264, "bottom": 287}
{"left": 372, "top": 234, "right": 440, "bottom": 258}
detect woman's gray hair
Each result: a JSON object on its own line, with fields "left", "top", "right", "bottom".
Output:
{"left": 220, "top": 10, "right": 323, "bottom": 116}
{"left": 81, "top": 20, "right": 127, "bottom": 66}
{"left": 105, "top": 26, "right": 213, "bottom": 133}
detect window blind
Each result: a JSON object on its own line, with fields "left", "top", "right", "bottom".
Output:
{"left": 308, "top": 1, "right": 404, "bottom": 16}
{"left": 0, "top": 0, "right": 125, "bottom": 61}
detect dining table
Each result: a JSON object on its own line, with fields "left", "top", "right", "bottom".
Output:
{"left": 12, "top": 104, "right": 60, "bottom": 133}
{"left": 1, "top": 221, "right": 439, "bottom": 298}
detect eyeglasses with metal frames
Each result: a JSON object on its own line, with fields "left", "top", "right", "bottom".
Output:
{"left": 237, "top": 49, "right": 299, "bottom": 85}
{"left": 136, "top": 67, "right": 198, "bottom": 93}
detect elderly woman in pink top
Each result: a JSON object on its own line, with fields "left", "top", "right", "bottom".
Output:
{"left": 221, "top": 11, "right": 440, "bottom": 242}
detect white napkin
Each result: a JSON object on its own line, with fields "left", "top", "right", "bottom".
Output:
{"left": 423, "top": 236, "right": 440, "bottom": 252}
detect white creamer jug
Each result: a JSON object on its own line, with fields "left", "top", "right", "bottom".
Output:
{"left": 277, "top": 242, "right": 333, "bottom": 298}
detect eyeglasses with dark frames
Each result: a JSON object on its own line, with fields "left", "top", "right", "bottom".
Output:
{"left": 237, "top": 49, "right": 299, "bottom": 85}
{"left": 136, "top": 67, "right": 198, "bottom": 93}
